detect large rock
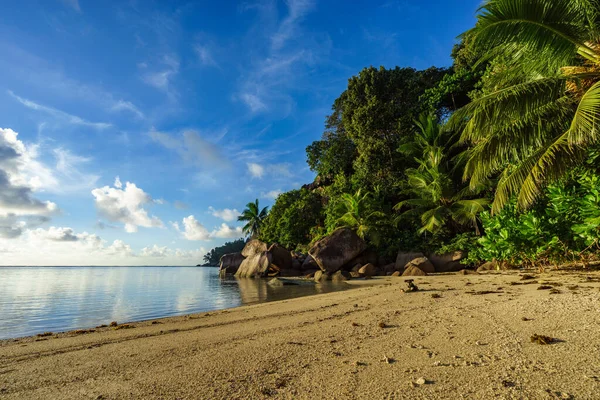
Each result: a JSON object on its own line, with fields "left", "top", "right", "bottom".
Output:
{"left": 301, "top": 255, "right": 320, "bottom": 271}
{"left": 344, "top": 249, "right": 379, "bottom": 271}
{"left": 395, "top": 252, "right": 425, "bottom": 271}
{"left": 268, "top": 278, "right": 299, "bottom": 286}
{"left": 268, "top": 243, "right": 293, "bottom": 270}
{"left": 382, "top": 263, "right": 396, "bottom": 275}
{"left": 308, "top": 228, "right": 367, "bottom": 274}
{"left": 402, "top": 265, "right": 428, "bottom": 276}
{"left": 279, "top": 269, "right": 302, "bottom": 277}
{"left": 235, "top": 251, "right": 272, "bottom": 278}
{"left": 314, "top": 270, "right": 331, "bottom": 282}
{"left": 291, "top": 258, "right": 302, "bottom": 270}
{"left": 218, "top": 252, "right": 245, "bottom": 276}
{"left": 405, "top": 257, "right": 435, "bottom": 274}
{"left": 429, "top": 251, "right": 466, "bottom": 273}
{"left": 477, "top": 260, "right": 499, "bottom": 272}
{"left": 358, "top": 263, "right": 376, "bottom": 277}
{"left": 241, "top": 239, "right": 268, "bottom": 257}
{"left": 332, "top": 270, "right": 351, "bottom": 282}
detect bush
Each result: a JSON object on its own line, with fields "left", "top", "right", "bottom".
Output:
{"left": 259, "top": 189, "right": 324, "bottom": 251}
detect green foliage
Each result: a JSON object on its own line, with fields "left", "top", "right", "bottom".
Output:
{"left": 332, "top": 189, "right": 385, "bottom": 242}
{"left": 306, "top": 96, "right": 356, "bottom": 179}
{"left": 449, "top": 0, "right": 600, "bottom": 213}
{"left": 395, "top": 115, "right": 489, "bottom": 235}
{"left": 237, "top": 199, "right": 268, "bottom": 238}
{"left": 467, "top": 167, "right": 600, "bottom": 266}
{"left": 259, "top": 189, "right": 324, "bottom": 251}
{"left": 203, "top": 238, "right": 246, "bottom": 265}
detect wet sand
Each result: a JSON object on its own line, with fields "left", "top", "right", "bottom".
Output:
{"left": 1, "top": 271, "right": 599, "bottom": 399}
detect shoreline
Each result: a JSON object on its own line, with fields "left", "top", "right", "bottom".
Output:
{"left": 2, "top": 271, "right": 600, "bottom": 399}
{"left": 0, "top": 276, "right": 375, "bottom": 344}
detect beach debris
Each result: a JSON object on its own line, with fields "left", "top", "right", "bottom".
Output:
{"left": 415, "top": 377, "right": 427, "bottom": 385}
{"left": 567, "top": 285, "right": 579, "bottom": 291}
{"left": 431, "top": 293, "right": 441, "bottom": 299}
{"left": 114, "top": 324, "right": 135, "bottom": 330}
{"left": 467, "top": 290, "right": 503, "bottom": 295}
{"left": 475, "top": 341, "right": 486, "bottom": 346}
{"left": 378, "top": 321, "right": 388, "bottom": 329}
{"left": 72, "top": 329, "right": 95, "bottom": 335}
{"left": 509, "top": 280, "right": 538, "bottom": 286}
{"left": 352, "top": 322, "right": 360, "bottom": 327}
{"left": 96, "top": 324, "right": 108, "bottom": 328}
{"left": 501, "top": 380, "right": 515, "bottom": 388}
{"left": 109, "top": 321, "right": 118, "bottom": 327}
{"left": 353, "top": 360, "right": 367, "bottom": 367}
{"left": 522, "top": 317, "right": 532, "bottom": 321}
{"left": 549, "top": 288, "right": 561, "bottom": 294}
{"left": 531, "top": 334, "right": 555, "bottom": 345}
{"left": 402, "top": 279, "right": 419, "bottom": 292}
{"left": 36, "top": 332, "right": 53, "bottom": 337}
{"left": 382, "top": 355, "right": 394, "bottom": 364}
{"left": 520, "top": 274, "right": 535, "bottom": 280}
{"left": 151, "top": 321, "right": 162, "bottom": 325}
{"left": 537, "top": 285, "right": 553, "bottom": 290}
{"left": 545, "top": 390, "right": 573, "bottom": 399}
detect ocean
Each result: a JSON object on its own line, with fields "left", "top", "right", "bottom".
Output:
{"left": 0, "top": 266, "right": 347, "bottom": 340}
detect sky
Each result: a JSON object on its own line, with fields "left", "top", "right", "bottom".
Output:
{"left": 0, "top": 0, "right": 480, "bottom": 266}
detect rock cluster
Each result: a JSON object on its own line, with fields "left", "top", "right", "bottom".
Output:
{"left": 218, "top": 227, "right": 476, "bottom": 279}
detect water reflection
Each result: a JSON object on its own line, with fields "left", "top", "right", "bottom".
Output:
{"left": 0, "top": 267, "right": 349, "bottom": 339}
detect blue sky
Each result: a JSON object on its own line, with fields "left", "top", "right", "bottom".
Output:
{"left": 0, "top": 0, "right": 480, "bottom": 265}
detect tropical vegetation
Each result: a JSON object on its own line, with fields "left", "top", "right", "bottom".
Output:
{"left": 237, "top": 199, "right": 269, "bottom": 238}
{"left": 224, "top": 0, "right": 600, "bottom": 269}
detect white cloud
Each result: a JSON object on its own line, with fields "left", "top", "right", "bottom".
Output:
{"left": 0, "top": 226, "right": 206, "bottom": 266}
{"left": 92, "top": 179, "right": 164, "bottom": 233}
{"left": 114, "top": 176, "right": 122, "bottom": 189}
{"left": 247, "top": 162, "right": 265, "bottom": 178}
{"left": 210, "top": 223, "right": 244, "bottom": 239}
{"left": 208, "top": 207, "right": 240, "bottom": 222}
{"left": 111, "top": 100, "right": 144, "bottom": 119}
{"left": 239, "top": 93, "right": 267, "bottom": 112}
{"left": 53, "top": 148, "right": 100, "bottom": 192}
{"left": 149, "top": 129, "right": 229, "bottom": 169}
{"left": 8, "top": 90, "right": 111, "bottom": 130}
{"left": 170, "top": 221, "right": 181, "bottom": 231}
{"left": 141, "top": 244, "right": 169, "bottom": 257}
{"left": 247, "top": 162, "right": 291, "bottom": 179}
{"left": 0, "top": 128, "right": 58, "bottom": 233}
{"left": 30, "top": 226, "right": 78, "bottom": 242}
{"left": 141, "top": 55, "right": 179, "bottom": 96}
{"left": 182, "top": 215, "right": 210, "bottom": 241}
{"left": 261, "top": 189, "right": 282, "bottom": 200}
{"left": 194, "top": 45, "right": 218, "bottom": 67}
{"left": 271, "top": 0, "right": 315, "bottom": 50}
{"left": 236, "top": 0, "right": 321, "bottom": 115}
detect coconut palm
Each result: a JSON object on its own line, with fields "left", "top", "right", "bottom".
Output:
{"left": 450, "top": 0, "right": 600, "bottom": 214}
{"left": 334, "top": 190, "right": 385, "bottom": 239}
{"left": 395, "top": 161, "right": 489, "bottom": 235}
{"left": 396, "top": 115, "right": 489, "bottom": 234}
{"left": 237, "top": 199, "right": 268, "bottom": 238}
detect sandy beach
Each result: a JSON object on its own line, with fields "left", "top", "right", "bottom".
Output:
{"left": 1, "top": 271, "right": 600, "bottom": 399}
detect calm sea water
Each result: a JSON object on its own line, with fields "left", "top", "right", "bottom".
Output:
{"left": 0, "top": 266, "right": 349, "bottom": 340}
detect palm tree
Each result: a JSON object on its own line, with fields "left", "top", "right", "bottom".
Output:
{"left": 334, "top": 190, "right": 385, "bottom": 240}
{"left": 450, "top": 0, "right": 600, "bottom": 214}
{"left": 395, "top": 161, "right": 489, "bottom": 235}
{"left": 396, "top": 115, "right": 489, "bottom": 234}
{"left": 237, "top": 199, "right": 268, "bottom": 238}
